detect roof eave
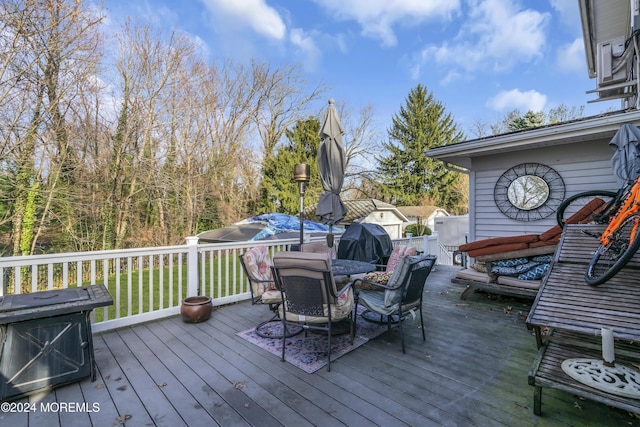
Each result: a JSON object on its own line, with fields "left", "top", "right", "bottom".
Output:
{"left": 579, "top": 0, "right": 597, "bottom": 78}
{"left": 426, "top": 110, "right": 640, "bottom": 168}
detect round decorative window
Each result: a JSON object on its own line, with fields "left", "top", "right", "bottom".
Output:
{"left": 494, "top": 163, "right": 565, "bottom": 221}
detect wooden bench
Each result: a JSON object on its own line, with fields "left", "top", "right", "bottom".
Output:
{"left": 526, "top": 224, "right": 640, "bottom": 416}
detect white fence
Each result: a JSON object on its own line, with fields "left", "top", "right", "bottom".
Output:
{"left": 0, "top": 233, "right": 442, "bottom": 332}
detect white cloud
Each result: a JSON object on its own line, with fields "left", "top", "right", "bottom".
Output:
{"left": 556, "top": 38, "right": 585, "bottom": 73}
{"left": 487, "top": 88, "right": 547, "bottom": 112}
{"left": 201, "top": 0, "right": 286, "bottom": 40}
{"left": 311, "top": 0, "right": 461, "bottom": 47}
{"left": 413, "top": 0, "right": 549, "bottom": 78}
{"left": 290, "top": 28, "right": 321, "bottom": 70}
{"left": 549, "top": 0, "right": 581, "bottom": 32}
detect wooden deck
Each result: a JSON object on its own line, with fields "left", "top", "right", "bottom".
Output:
{"left": 2, "top": 265, "right": 640, "bottom": 426}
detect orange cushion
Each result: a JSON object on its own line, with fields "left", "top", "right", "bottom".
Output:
{"left": 459, "top": 234, "right": 539, "bottom": 252}
{"left": 565, "top": 198, "right": 606, "bottom": 224}
{"left": 539, "top": 225, "right": 562, "bottom": 241}
{"left": 530, "top": 237, "right": 560, "bottom": 247}
{"left": 467, "top": 242, "right": 529, "bottom": 257}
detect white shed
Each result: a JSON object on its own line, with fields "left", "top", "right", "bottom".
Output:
{"left": 396, "top": 205, "right": 449, "bottom": 232}
{"left": 343, "top": 199, "right": 408, "bottom": 240}
{"left": 306, "top": 199, "right": 408, "bottom": 240}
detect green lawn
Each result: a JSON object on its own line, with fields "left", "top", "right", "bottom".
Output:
{"left": 89, "top": 254, "right": 245, "bottom": 322}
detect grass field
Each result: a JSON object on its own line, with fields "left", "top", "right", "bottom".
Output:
{"left": 90, "top": 253, "right": 247, "bottom": 322}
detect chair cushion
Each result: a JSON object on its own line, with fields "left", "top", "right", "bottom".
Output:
{"left": 496, "top": 275, "right": 541, "bottom": 289}
{"left": 244, "top": 246, "right": 276, "bottom": 297}
{"left": 539, "top": 225, "right": 562, "bottom": 241}
{"left": 492, "top": 257, "right": 530, "bottom": 267}
{"left": 455, "top": 268, "right": 493, "bottom": 283}
{"left": 301, "top": 242, "right": 336, "bottom": 258}
{"left": 278, "top": 288, "right": 354, "bottom": 323}
{"left": 273, "top": 251, "right": 352, "bottom": 322}
{"left": 386, "top": 245, "right": 417, "bottom": 272}
{"left": 530, "top": 238, "right": 560, "bottom": 247}
{"left": 361, "top": 271, "right": 393, "bottom": 288}
{"left": 566, "top": 197, "right": 607, "bottom": 224}
{"left": 490, "top": 261, "right": 541, "bottom": 277}
{"left": 383, "top": 255, "right": 413, "bottom": 309}
{"left": 467, "top": 242, "right": 529, "bottom": 258}
{"left": 357, "top": 289, "right": 390, "bottom": 315}
{"left": 517, "top": 263, "right": 550, "bottom": 280}
{"left": 261, "top": 289, "right": 282, "bottom": 304}
{"left": 459, "top": 234, "right": 539, "bottom": 252}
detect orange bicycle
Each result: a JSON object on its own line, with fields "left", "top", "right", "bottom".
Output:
{"left": 584, "top": 175, "right": 640, "bottom": 285}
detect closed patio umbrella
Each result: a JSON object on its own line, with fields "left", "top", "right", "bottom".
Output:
{"left": 316, "top": 99, "right": 348, "bottom": 251}
{"left": 609, "top": 123, "right": 640, "bottom": 186}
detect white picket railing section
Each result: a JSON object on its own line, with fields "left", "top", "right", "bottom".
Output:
{"left": 0, "top": 233, "right": 441, "bottom": 333}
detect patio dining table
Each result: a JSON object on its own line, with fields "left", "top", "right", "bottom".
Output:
{"left": 330, "top": 259, "right": 376, "bottom": 277}
{"left": 329, "top": 259, "right": 376, "bottom": 335}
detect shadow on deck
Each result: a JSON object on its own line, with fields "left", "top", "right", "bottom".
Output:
{"left": 2, "top": 265, "right": 639, "bottom": 426}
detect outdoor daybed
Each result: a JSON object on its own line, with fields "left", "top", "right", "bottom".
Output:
{"left": 452, "top": 197, "right": 608, "bottom": 299}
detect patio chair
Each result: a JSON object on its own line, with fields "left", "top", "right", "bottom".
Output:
{"left": 358, "top": 244, "right": 417, "bottom": 289}
{"left": 271, "top": 251, "right": 356, "bottom": 372}
{"left": 239, "top": 246, "right": 293, "bottom": 338}
{"left": 354, "top": 255, "right": 437, "bottom": 353}
{"left": 300, "top": 241, "right": 336, "bottom": 258}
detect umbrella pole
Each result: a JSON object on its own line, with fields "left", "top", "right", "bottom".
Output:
{"left": 294, "top": 164, "right": 310, "bottom": 249}
{"left": 327, "top": 226, "right": 334, "bottom": 262}
{"left": 299, "top": 189, "right": 304, "bottom": 247}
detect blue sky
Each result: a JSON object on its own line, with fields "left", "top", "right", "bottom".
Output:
{"left": 103, "top": 0, "right": 619, "bottom": 137}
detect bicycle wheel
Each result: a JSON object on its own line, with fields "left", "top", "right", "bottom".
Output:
{"left": 556, "top": 190, "right": 618, "bottom": 228}
{"left": 585, "top": 213, "right": 640, "bottom": 286}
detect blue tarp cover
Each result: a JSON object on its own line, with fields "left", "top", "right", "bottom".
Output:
{"left": 240, "top": 213, "right": 342, "bottom": 241}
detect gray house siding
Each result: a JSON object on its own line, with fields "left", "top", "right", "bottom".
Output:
{"left": 427, "top": 111, "right": 640, "bottom": 246}
{"left": 468, "top": 139, "right": 618, "bottom": 242}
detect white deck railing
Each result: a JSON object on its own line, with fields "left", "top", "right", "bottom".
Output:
{"left": 0, "top": 233, "right": 440, "bottom": 332}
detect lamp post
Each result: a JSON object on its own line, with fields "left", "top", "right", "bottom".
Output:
{"left": 293, "top": 163, "right": 310, "bottom": 248}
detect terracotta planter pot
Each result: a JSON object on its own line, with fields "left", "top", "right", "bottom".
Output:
{"left": 180, "top": 296, "right": 213, "bottom": 323}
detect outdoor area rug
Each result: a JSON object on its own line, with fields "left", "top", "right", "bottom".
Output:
{"left": 237, "top": 307, "right": 387, "bottom": 373}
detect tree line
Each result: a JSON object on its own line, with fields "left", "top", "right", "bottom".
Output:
{"left": 0, "top": 0, "right": 333, "bottom": 255}
{"left": 0, "top": 1, "right": 584, "bottom": 256}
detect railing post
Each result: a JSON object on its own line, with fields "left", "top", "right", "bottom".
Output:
{"left": 421, "top": 235, "right": 429, "bottom": 255}
{"left": 186, "top": 236, "right": 199, "bottom": 297}
{"left": 431, "top": 231, "right": 440, "bottom": 258}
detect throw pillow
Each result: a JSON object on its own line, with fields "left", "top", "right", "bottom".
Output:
{"left": 531, "top": 254, "right": 554, "bottom": 263}
{"left": 492, "top": 257, "right": 530, "bottom": 267}
{"left": 386, "top": 245, "right": 417, "bottom": 272}
{"left": 362, "top": 271, "right": 393, "bottom": 286}
{"left": 518, "top": 263, "right": 550, "bottom": 280}
{"left": 491, "top": 261, "right": 540, "bottom": 276}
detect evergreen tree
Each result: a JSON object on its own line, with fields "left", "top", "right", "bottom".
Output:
{"left": 259, "top": 117, "right": 323, "bottom": 215}
{"left": 377, "top": 84, "right": 465, "bottom": 211}
{"left": 508, "top": 110, "right": 545, "bottom": 131}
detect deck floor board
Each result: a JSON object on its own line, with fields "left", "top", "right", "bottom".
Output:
{"left": 2, "top": 265, "right": 639, "bottom": 426}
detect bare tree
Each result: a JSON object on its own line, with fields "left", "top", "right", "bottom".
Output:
{"left": 252, "top": 62, "right": 328, "bottom": 158}
{"left": 0, "top": 2, "right": 352, "bottom": 252}
{"left": 331, "top": 102, "right": 383, "bottom": 198}
{"left": 1, "top": 0, "right": 103, "bottom": 255}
